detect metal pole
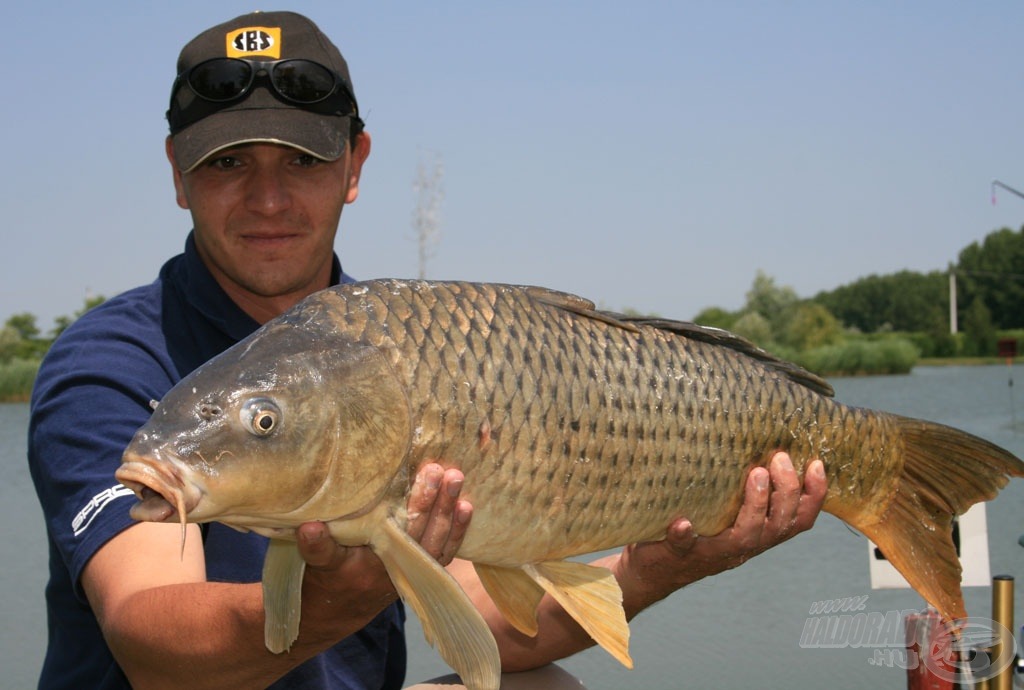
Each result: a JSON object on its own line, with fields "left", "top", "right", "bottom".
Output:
{"left": 992, "top": 180, "right": 1024, "bottom": 203}
{"left": 1008, "top": 358, "right": 1017, "bottom": 434}
{"left": 412, "top": 149, "right": 443, "bottom": 280}
{"left": 992, "top": 575, "right": 1014, "bottom": 690}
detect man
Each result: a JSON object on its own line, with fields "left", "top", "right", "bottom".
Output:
{"left": 28, "top": 10, "right": 826, "bottom": 689}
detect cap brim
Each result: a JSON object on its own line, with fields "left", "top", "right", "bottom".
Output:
{"left": 171, "top": 105, "right": 349, "bottom": 172}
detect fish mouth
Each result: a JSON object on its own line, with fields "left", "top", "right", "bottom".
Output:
{"left": 131, "top": 486, "right": 181, "bottom": 522}
{"left": 116, "top": 453, "right": 203, "bottom": 548}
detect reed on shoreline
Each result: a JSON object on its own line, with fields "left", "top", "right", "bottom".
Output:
{"left": 795, "top": 338, "right": 919, "bottom": 377}
{"left": 0, "top": 359, "right": 39, "bottom": 403}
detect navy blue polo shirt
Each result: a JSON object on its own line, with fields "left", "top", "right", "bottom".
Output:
{"left": 28, "top": 233, "right": 406, "bottom": 689}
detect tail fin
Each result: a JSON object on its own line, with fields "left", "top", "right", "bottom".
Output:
{"left": 854, "top": 416, "right": 1024, "bottom": 622}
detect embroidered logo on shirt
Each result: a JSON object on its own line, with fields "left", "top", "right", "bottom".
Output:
{"left": 72, "top": 484, "right": 135, "bottom": 537}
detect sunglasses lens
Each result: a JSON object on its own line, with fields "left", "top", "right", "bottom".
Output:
{"left": 188, "top": 60, "right": 252, "bottom": 102}
{"left": 271, "top": 60, "right": 337, "bottom": 103}
{"left": 169, "top": 58, "right": 356, "bottom": 133}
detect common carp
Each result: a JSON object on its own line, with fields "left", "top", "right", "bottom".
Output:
{"left": 116, "top": 279, "right": 1024, "bottom": 690}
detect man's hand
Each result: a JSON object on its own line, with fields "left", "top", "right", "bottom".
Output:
{"left": 617, "top": 452, "right": 827, "bottom": 610}
{"left": 405, "top": 463, "right": 473, "bottom": 565}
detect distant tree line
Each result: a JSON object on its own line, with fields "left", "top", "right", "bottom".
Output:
{"left": 814, "top": 226, "right": 1024, "bottom": 357}
{"left": 0, "top": 295, "right": 106, "bottom": 364}
{"left": 693, "top": 225, "right": 1024, "bottom": 367}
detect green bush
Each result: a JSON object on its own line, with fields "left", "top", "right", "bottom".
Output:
{"left": 905, "top": 330, "right": 958, "bottom": 358}
{"left": 795, "top": 338, "right": 919, "bottom": 377}
{"left": 0, "top": 358, "right": 40, "bottom": 402}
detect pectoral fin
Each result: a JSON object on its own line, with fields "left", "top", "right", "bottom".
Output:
{"left": 262, "top": 538, "right": 307, "bottom": 653}
{"left": 524, "top": 560, "right": 632, "bottom": 669}
{"left": 377, "top": 517, "right": 500, "bottom": 690}
{"left": 474, "top": 563, "right": 545, "bottom": 637}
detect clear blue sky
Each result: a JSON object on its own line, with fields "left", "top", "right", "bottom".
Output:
{"left": 5, "top": 1, "right": 1024, "bottom": 331}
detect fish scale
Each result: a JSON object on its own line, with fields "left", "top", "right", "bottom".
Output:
{"left": 117, "top": 278, "right": 1024, "bottom": 690}
{"left": 322, "top": 282, "right": 873, "bottom": 558}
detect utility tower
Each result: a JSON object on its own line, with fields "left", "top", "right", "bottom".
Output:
{"left": 413, "top": 150, "right": 444, "bottom": 279}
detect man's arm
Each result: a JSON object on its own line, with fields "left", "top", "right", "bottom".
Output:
{"left": 82, "top": 463, "right": 469, "bottom": 690}
{"left": 452, "top": 452, "right": 827, "bottom": 671}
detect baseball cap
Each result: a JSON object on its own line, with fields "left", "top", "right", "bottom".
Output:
{"left": 168, "top": 11, "right": 362, "bottom": 172}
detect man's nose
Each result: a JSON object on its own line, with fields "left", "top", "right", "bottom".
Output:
{"left": 245, "top": 167, "right": 292, "bottom": 214}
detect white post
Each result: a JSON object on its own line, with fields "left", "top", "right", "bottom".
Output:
{"left": 949, "top": 266, "right": 958, "bottom": 334}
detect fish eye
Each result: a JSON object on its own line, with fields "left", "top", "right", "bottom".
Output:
{"left": 240, "top": 398, "right": 281, "bottom": 437}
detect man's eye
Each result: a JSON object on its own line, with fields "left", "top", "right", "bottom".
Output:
{"left": 209, "top": 156, "right": 241, "bottom": 169}
{"left": 295, "top": 154, "right": 320, "bottom": 168}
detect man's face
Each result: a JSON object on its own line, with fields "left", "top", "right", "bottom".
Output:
{"left": 167, "top": 136, "right": 370, "bottom": 322}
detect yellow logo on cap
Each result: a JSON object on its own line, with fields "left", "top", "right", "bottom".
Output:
{"left": 225, "top": 26, "right": 282, "bottom": 58}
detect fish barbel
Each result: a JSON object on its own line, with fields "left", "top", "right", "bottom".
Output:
{"left": 116, "top": 280, "right": 1024, "bottom": 690}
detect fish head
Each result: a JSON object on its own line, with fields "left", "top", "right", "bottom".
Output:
{"left": 117, "top": 298, "right": 412, "bottom": 538}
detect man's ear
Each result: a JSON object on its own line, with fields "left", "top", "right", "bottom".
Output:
{"left": 344, "top": 131, "right": 372, "bottom": 204}
{"left": 165, "top": 137, "right": 189, "bottom": 210}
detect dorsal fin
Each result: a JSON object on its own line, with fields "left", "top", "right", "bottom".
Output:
{"left": 524, "top": 285, "right": 834, "bottom": 398}
{"left": 622, "top": 317, "right": 834, "bottom": 397}
{"left": 525, "top": 286, "right": 641, "bottom": 333}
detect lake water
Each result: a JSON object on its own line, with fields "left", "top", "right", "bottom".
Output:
{"left": 3, "top": 365, "right": 1023, "bottom": 689}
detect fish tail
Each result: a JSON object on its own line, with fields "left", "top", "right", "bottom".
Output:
{"left": 852, "top": 416, "right": 1024, "bottom": 622}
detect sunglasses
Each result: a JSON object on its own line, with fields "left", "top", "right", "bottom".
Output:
{"left": 167, "top": 58, "right": 361, "bottom": 132}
